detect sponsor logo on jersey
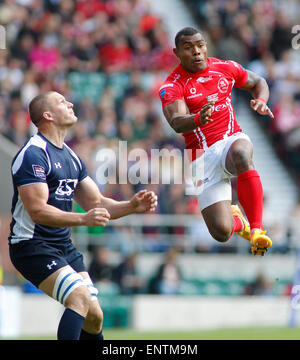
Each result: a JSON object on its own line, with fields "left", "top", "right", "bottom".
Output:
{"left": 55, "top": 179, "right": 78, "bottom": 197}
{"left": 215, "top": 103, "right": 227, "bottom": 111}
{"left": 207, "top": 93, "right": 219, "bottom": 102}
{"left": 196, "top": 76, "right": 212, "bottom": 83}
{"left": 32, "top": 165, "right": 46, "bottom": 180}
{"left": 218, "top": 77, "right": 229, "bottom": 93}
{"left": 186, "top": 87, "right": 203, "bottom": 99}
{"left": 186, "top": 93, "right": 203, "bottom": 100}
{"left": 159, "top": 89, "right": 166, "bottom": 98}
{"left": 47, "top": 260, "right": 57, "bottom": 270}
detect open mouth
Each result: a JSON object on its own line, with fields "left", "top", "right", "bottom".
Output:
{"left": 193, "top": 59, "right": 204, "bottom": 64}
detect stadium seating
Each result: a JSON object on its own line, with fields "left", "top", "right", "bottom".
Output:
{"left": 0, "top": 0, "right": 299, "bottom": 302}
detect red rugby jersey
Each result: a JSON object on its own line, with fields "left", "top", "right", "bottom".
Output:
{"left": 159, "top": 57, "right": 248, "bottom": 151}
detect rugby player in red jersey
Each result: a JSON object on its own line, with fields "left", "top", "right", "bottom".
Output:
{"left": 159, "top": 27, "right": 274, "bottom": 255}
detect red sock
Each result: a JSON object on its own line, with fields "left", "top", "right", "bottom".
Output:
{"left": 237, "top": 170, "right": 263, "bottom": 230}
{"left": 229, "top": 215, "right": 244, "bottom": 238}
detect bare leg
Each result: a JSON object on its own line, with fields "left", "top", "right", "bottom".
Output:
{"left": 39, "top": 265, "right": 90, "bottom": 317}
{"left": 79, "top": 271, "right": 103, "bottom": 334}
{"left": 201, "top": 200, "right": 233, "bottom": 242}
{"left": 39, "top": 265, "right": 91, "bottom": 339}
{"left": 225, "top": 138, "right": 254, "bottom": 175}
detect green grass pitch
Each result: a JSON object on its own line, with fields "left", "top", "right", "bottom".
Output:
{"left": 3, "top": 327, "right": 300, "bottom": 340}
{"left": 104, "top": 326, "right": 300, "bottom": 340}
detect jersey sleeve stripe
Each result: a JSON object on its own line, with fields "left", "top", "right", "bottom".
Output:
{"left": 10, "top": 196, "right": 35, "bottom": 243}
{"left": 12, "top": 135, "right": 50, "bottom": 175}
{"left": 64, "top": 143, "right": 83, "bottom": 171}
{"left": 159, "top": 83, "right": 174, "bottom": 91}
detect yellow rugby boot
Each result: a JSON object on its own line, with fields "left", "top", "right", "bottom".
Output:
{"left": 250, "top": 229, "right": 272, "bottom": 256}
{"left": 231, "top": 204, "right": 251, "bottom": 241}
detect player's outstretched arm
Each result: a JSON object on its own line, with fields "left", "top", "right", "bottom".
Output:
{"left": 240, "top": 70, "right": 274, "bottom": 118}
{"left": 163, "top": 99, "right": 214, "bottom": 133}
{"left": 18, "top": 182, "right": 110, "bottom": 227}
{"left": 74, "top": 177, "right": 158, "bottom": 219}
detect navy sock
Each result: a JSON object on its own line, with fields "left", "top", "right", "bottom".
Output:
{"left": 57, "top": 308, "right": 85, "bottom": 340}
{"left": 80, "top": 328, "right": 104, "bottom": 341}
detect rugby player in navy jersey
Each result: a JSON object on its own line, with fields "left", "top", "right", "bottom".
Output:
{"left": 9, "top": 91, "right": 157, "bottom": 340}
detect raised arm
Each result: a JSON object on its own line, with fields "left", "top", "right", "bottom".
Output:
{"left": 74, "top": 176, "right": 157, "bottom": 220}
{"left": 163, "top": 99, "right": 215, "bottom": 134}
{"left": 18, "top": 182, "right": 110, "bottom": 227}
{"left": 240, "top": 70, "right": 274, "bottom": 118}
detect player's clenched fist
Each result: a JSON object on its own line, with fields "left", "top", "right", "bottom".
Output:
{"left": 200, "top": 102, "right": 215, "bottom": 125}
{"left": 82, "top": 208, "right": 110, "bottom": 227}
{"left": 130, "top": 190, "right": 158, "bottom": 213}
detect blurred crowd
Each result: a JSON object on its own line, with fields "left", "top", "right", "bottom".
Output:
{"left": 0, "top": 0, "right": 212, "bottom": 254}
{"left": 21, "top": 245, "right": 292, "bottom": 298}
{"left": 0, "top": 0, "right": 188, "bottom": 211}
{"left": 86, "top": 246, "right": 292, "bottom": 297}
{"left": 1, "top": 0, "right": 300, "bottom": 254}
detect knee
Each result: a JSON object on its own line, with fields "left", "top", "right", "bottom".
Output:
{"left": 65, "top": 286, "right": 91, "bottom": 317}
{"left": 209, "top": 222, "right": 232, "bottom": 243}
{"left": 86, "top": 307, "right": 103, "bottom": 333}
{"left": 230, "top": 148, "right": 253, "bottom": 173}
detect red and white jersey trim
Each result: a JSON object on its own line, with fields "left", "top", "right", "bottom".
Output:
{"left": 159, "top": 57, "right": 248, "bottom": 155}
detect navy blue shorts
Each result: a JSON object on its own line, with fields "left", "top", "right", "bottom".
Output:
{"left": 9, "top": 238, "right": 86, "bottom": 288}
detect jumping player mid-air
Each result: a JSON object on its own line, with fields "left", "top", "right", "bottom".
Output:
{"left": 8, "top": 91, "right": 157, "bottom": 340}
{"left": 159, "top": 27, "right": 274, "bottom": 256}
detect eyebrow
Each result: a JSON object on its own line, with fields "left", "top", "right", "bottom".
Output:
{"left": 182, "top": 39, "right": 205, "bottom": 45}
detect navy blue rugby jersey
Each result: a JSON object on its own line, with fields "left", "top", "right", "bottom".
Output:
{"left": 9, "top": 132, "right": 88, "bottom": 244}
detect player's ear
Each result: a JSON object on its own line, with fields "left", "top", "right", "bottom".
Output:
{"left": 43, "top": 111, "right": 53, "bottom": 122}
{"left": 173, "top": 47, "right": 179, "bottom": 58}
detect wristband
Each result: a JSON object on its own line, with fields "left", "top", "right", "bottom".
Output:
{"left": 256, "top": 97, "right": 267, "bottom": 104}
{"left": 194, "top": 112, "right": 201, "bottom": 127}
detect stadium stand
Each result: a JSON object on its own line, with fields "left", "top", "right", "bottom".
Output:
{"left": 0, "top": 0, "right": 299, "bottom": 313}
